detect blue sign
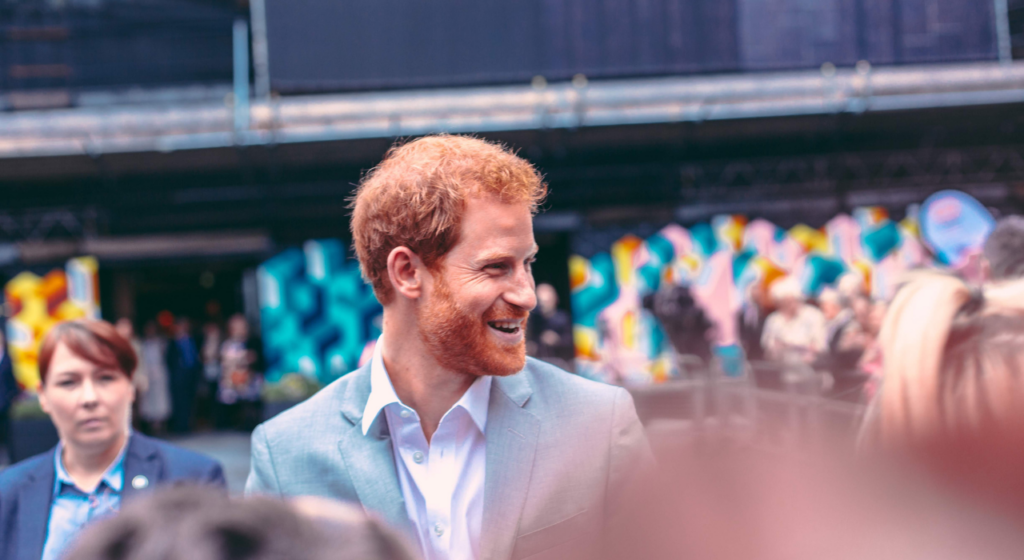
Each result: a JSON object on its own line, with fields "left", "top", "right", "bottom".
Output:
{"left": 920, "top": 190, "right": 995, "bottom": 267}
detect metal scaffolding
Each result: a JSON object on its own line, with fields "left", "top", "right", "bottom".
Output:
{"left": 3, "top": 61, "right": 1024, "bottom": 159}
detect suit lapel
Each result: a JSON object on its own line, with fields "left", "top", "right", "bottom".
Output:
{"left": 480, "top": 372, "right": 540, "bottom": 560}
{"left": 18, "top": 450, "right": 56, "bottom": 560}
{"left": 123, "top": 434, "right": 162, "bottom": 502}
{"left": 336, "top": 365, "right": 412, "bottom": 535}
{"left": 337, "top": 419, "right": 411, "bottom": 534}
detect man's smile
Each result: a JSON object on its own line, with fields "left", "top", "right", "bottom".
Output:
{"left": 487, "top": 318, "right": 525, "bottom": 342}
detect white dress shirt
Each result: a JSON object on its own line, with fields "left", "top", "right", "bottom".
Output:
{"left": 362, "top": 338, "right": 491, "bottom": 560}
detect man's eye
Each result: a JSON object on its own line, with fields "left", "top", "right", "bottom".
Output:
{"left": 485, "top": 263, "right": 506, "bottom": 270}
{"left": 57, "top": 380, "right": 76, "bottom": 387}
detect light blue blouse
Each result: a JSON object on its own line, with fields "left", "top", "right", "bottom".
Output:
{"left": 41, "top": 441, "right": 127, "bottom": 560}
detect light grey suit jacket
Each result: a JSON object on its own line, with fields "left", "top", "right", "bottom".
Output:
{"left": 245, "top": 357, "right": 651, "bottom": 560}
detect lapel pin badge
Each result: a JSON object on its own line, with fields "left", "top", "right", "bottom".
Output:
{"left": 132, "top": 475, "right": 150, "bottom": 490}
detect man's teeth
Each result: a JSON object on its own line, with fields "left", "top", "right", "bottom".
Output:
{"left": 490, "top": 321, "right": 520, "bottom": 332}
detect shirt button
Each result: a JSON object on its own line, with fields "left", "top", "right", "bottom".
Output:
{"left": 434, "top": 523, "right": 445, "bottom": 537}
{"left": 399, "top": 409, "right": 411, "bottom": 419}
{"left": 412, "top": 451, "right": 424, "bottom": 464}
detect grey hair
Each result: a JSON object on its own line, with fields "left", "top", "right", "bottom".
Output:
{"left": 984, "top": 215, "right": 1024, "bottom": 281}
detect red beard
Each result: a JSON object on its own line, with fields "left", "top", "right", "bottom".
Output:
{"left": 418, "top": 272, "right": 529, "bottom": 377}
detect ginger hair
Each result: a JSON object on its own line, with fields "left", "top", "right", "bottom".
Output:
{"left": 872, "top": 273, "right": 1024, "bottom": 446}
{"left": 350, "top": 135, "right": 546, "bottom": 304}
{"left": 39, "top": 319, "right": 138, "bottom": 385}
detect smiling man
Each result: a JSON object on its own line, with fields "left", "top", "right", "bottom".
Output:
{"left": 245, "top": 135, "right": 651, "bottom": 560}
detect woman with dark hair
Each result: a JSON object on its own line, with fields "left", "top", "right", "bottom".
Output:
{"left": 0, "top": 319, "right": 226, "bottom": 560}
{"left": 643, "top": 283, "right": 714, "bottom": 364}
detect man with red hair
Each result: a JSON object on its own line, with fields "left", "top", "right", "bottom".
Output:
{"left": 246, "top": 135, "right": 651, "bottom": 560}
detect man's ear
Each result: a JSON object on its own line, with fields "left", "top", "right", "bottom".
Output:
{"left": 387, "top": 246, "right": 425, "bottom": 300}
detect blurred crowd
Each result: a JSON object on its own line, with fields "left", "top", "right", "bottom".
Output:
{"left": 728, "top": 216, "right": 1024, "bottom": 399}
{"left": 114, "top": 312, "right": 264, "bottom": 436}
{"left": 739, "top": 272, "right": 888, "bottom": 393}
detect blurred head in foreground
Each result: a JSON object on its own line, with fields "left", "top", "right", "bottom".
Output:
{"left": 984, "top": 215, "right": 1024, "bottom": 281}
{"left": 865, "top": 272, "right": 1024, "bottom": 516}
{"left": 350, "top": 134, "right": 547, "bottom": 377}
{"left": 64, "top": 486, "right": 417, "bottom": 560}
{"left": 604, "top": 436, "right": 1024, "bottom": 560}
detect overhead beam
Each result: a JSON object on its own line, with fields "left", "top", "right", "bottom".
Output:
{"left": 3, "top": 61, "right": 1024, "bottom": 159}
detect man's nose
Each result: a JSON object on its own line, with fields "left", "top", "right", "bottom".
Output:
{"left": 506, "top": 268, "right": 537, "bottom": 312}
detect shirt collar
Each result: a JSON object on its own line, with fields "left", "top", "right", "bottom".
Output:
{"left": 53, "top": 433, "right": 130, "bottom": 495}
{"left": 362, "top": 336, "right": 491, "bottom": 436}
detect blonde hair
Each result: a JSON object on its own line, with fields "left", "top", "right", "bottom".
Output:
{"left": 818, "top": 286, "right": 843, "bottom": 306}
{"left": 873, "top": 273, "right": 1024, "bottom": 446}
{"left": 350, "top": 135, "right": 547, "bottom": 304}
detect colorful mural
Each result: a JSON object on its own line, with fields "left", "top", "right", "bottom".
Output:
{"left": 258, "top": 239, "right": 382, "bottom": 384}
{"left": 4, "top": 256, "right": 101, "bottom": 392}
{"left": 569, "top": 193, "right": 991, "bottom": 385}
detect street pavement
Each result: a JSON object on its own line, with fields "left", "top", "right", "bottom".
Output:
{"left": 167, "top": 431, "right": 252, "bottom": 494}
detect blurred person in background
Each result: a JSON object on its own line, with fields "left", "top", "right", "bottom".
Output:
{"left": 114, "top": 319, "right": 147, "bottom": 429}
{"left": 165, "top": 316, "right": 201, "bottom": 434}
{"left": 64, "top": 486, "right": 417, "bottom": 560}
{"left": 849, "top": 294, "right": 873, "bottom": 337}
{"left": 525, "top": 283, "right": 573, "bottom": 369}
{"left": 855, "top": 300, "right": 888, "bottom": 379}
{"left": 217, "top": 314, "right": 263, "bottom": 431}
{"left": 760, "top": 277, "right": 826, "bottom": 364}
{"left": 830, "top": 295, "right": 873, "bottom": 357}
{"left": 814, "top": 287, "right": 863, "bottom": 375}
{"left": 137, "top": 321, "right": 171, "bottom": 435}
{"left": 836, "top": 299, "right": 889, "bottom": 399}
{"left": 819, "top": 287, "right": 854, "bottom": 353}
{"left": 861, "top": 273, "right": 1024, "bottom": 520}
{"left": 0, "top": 329, "right": 18, "bottom": 462}
{"left": 247, "top": 135, "right": 651, "bottom": 560}
{"left": 0, "top": 320, "right": 225, "bottom": 560}
{"left": 836, "top": 271, "right": 868, "bottom": 300}
{"left": 983, "top": 215, "right": 1024, "bottom": 281}
{"left": 823, "top": 295, "right": 887, "bottom": 398}
{"left": 200, "top": 320, "right": 223, "bottom": 428}
{"left": 644, "top": 283, "right": 713, "bottom": 366}
{"left": 738, "top": 284, "right": 771, "bottom": 361}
